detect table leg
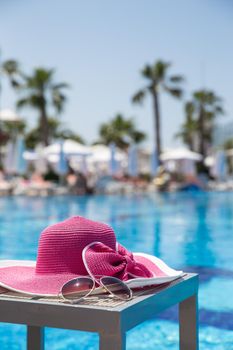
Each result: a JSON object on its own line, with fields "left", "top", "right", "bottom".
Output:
{"left": 179, "top": 294, "right": 198, "bottom": 350}
{"left": 27, "top": 326, "right": 44, "bottom": 350}
{"left": 99, "top": 332, "right": 126, "bottom": 350}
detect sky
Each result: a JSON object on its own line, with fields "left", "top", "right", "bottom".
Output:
{"left": 0, "top": 0, "right": 233, "bottom": 149}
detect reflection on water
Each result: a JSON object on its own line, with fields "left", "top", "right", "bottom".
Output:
{"left": 0, "top": 193, "right": 232, "bottom": 270}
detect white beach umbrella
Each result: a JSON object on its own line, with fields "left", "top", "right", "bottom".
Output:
{"left": 161, "top": 149, "right": 202, "bottom": 161}
{"left": 44, "top": 140, "right": 91, "bottom": 157}
{"left": 87, "top": 144, "right": 126, "bottom": 174}
{"left": 0, "top": 109, "right": 22, "bottom": 122}
{"left": 15, "top": 136, "right": 26, "bottom": 174}
{"left": 23, "top": 147, "right": 48, "bottom": 174}
{"left": 4, "top": 136, "right": 26, "bottom": 174}
{"left": 23, "top": 151, "right": 39, "bottom": 161}
{"left": 89, "top": 144, "right": 125, "bottom": 163}
{"left": 212, "top": 150, "right": 227, "bottom": 180}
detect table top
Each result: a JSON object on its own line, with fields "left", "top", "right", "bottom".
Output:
{"left": 0, "top": 273, "right": 198, "bottom": 333}
{"left": 0, "top": 273, "right": 198, "bottom": 311}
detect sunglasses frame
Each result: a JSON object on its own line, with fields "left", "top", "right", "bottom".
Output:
{"left": 59, "top": 275, "right": 133, "bottom": 304}
{"left": 99, "top": 276, "right": 133, "bottom": 301}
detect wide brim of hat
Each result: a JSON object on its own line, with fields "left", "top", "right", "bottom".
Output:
{"left": 0, "top": 260, "right": 81, "bottom": 296}
{"left": 126, "top": 253, "right": 184, "bottom": 288}
{"left": 0, "top": 254, "right": 184, "bottom": 297}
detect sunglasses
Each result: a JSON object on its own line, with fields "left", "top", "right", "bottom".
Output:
{"left": 59, "top": 276, "right": 133, "bottom": 304}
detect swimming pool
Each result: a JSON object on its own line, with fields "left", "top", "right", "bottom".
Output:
{"left": 0, "top": 192, "right": 232, "bottom": 349}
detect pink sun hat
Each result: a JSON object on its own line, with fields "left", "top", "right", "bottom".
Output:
{"left": 0, "top": 216, "right": 183, "bottom": 296}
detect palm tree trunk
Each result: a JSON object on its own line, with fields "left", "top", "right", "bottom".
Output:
{"left": 198, "top": 105, "right": 209, "bottom": 173}
{"left": 189, "top": 135, "right": 195, "bottom": 152}
{"left": 198, "top": 106, "right": 205, "bottom": 158}
{"left": 40, "top": 103, "right": 49, "bottom": 146}
{"left": 152, "top": 91, "right": 162, "bottom": 162}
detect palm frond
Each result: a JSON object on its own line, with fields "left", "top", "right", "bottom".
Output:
{"left": 169, "top": 75, "right": 184, "bottom": 83}
{"left": 16, "top": 98, "right": 31, "bottom": 109}
{"left": 52, "top": 82, "right": 69, "bottom": 90}
{"left": 193, "top": 89, "right": 224, "bottom": 112}
{"left": 52, "top": 91, "right": 67, "bottom": 114}
{"left": 141, "top": 65, "right": 153, "bottom": 79}
{"left": 164, "top": 86, "right": 183, "bottom": 98}
{"left": 27, "top": 68, "right": 54, "bottom": 89}
{"left": 130, "top": 130, "right": 146, "bottom": 144}
{"left": 174, "top": 130, "right": 185, "bottom": 139}
{"left": 17, "top": 95, "right": 44, "bottom": 109}
{"left": 215, "top": 105, "right": 224, "bottom": 115}
{"left": 10, "top": 79, "right": 21, "bottom": 88}
{"left": 132, "top": 89, "right": 146, "bottom": 104}
{"left": 52, "top": 82, "right": 68, "bottom": 113}
{"left": 2, "top": 60, "right": 19, "bottom": 75}
{"left": 153, "top": 60, "right": 170, "bottom": 80}
{"left": 99, "top": 114, "right": 145, "bottom": 148}
{"left": 185, "top": 101, "right": 195, "bottom": 115}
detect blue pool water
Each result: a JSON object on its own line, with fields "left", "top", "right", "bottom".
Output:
{"left": 0, "top": 192, "right": 232, "bottom": 349}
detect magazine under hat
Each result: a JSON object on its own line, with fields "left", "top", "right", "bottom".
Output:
{"left": 0, "top": 216, "right": 183, "bottom": 296}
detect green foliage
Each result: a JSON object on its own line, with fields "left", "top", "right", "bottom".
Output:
{"left": 0, "top": 55, "right": 22, "bottom": 90}
{"left": 55, "top": 129, "right": 85, "bottom": 144}
{"left": 98, "top": 114, "right": 146, "bottom": 149}
{"left": 194, "top": 90, "right": 222, "bottom": 149}
{"left": 132, "top": 90, "right": 145, "bottom": 104}
{"left": 1, "top": 120, "right": 26, "bottom": 142}
{"left": 16, "top": 67, "right": 69, "bottom": 146}
{"left": 130, "top": 130, "right": 146, "bottom": 144}
{"left": 223, "top": 139, "right": 233, "bottom": 150}
{"left": 134, "top": 60, "right": 184, "bottom": 97}
{"left": 175, "top": 102, "right": 198, "bottom": 150}
{"left": 2, "top": 60, "right": 20, "bottom": 76}
{"left": 25, "top": 117, "right": 84, "bottom": 149}
{"left": 176, "top": 89, "right": 224, "bottom": 162}
{"left": 25, "top": 127, "right": 40, "bottom": 149}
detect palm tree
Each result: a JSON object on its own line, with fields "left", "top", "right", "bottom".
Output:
{"left": 176, "top": 89, "right": 224, "bottom": 171}
{"left": 0, "top": 52, "right": 21, "bottom": 167}
{"left": 192, "top": 90, "right": 223, "bottom": 159}
{"left": 132, "top": 60, "right": 184, "bottom": 160}
{"left": 175, "top": 102, "right": 197, "bottom": 151}
{"left": 97, "top": 114, "right": 146, "bottom": 149}
{"left": 17, "top": 68, "right": 68, "bottom": 146}
{"left": 0, "top": 52, "right": 21, "bottom": 103}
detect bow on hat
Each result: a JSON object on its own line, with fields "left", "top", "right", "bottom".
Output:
{"left": 83, "top": 242, "right": 153, "bottom": 281}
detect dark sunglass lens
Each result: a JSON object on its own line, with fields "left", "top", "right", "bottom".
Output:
{"left": 61, "top": 277, "right": 94, "bottom": 301}
{"left": 101, "top": 277, "right": 132, "bottom": 300}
